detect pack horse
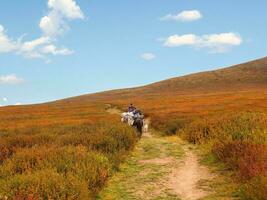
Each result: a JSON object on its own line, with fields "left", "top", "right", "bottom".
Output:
{"left": 121, "top": 105, "right": 144, "bottom": 138}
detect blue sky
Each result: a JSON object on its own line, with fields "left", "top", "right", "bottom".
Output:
{"left": 0, "top": 0, "right": 267, "bottom": 106}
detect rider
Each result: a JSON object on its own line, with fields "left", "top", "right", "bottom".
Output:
{"left": 128, "top": 103, "right": 136, "bottom": 113}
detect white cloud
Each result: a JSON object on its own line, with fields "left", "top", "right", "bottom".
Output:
{"left": 48, "top": 0, "right": 84, "bottom": 19}
{"left": 40, "top": 11, "right": 68, "bottom": 37}
{"left": 164, "top": 34, "right": 198, "bottom": 47}
{"left": 2, "top": 98, "right": 8, "bottom": 102}
{"left": 0, "top": 27, "right": 71, "bottom": 59}
{"left": 164, "top": 32, "right": 242, "bottom": 53}
{"left": 0, "top": 74, "right": 24, "bottom": 85}
{"left": 40, "top": 0, "right": 84, "bottom": 37}
{"left": 19, "top": 36, "right": 51, "bottom": 58}
{"left": 141, "top": 53, "right": 156, "bottom": 61}
{"left": 15, "top": 102, "right": 22, "bottom": 105}
{"left": 0, "top": 25, "right": 19, "bottom": 53}
{"left": 0, "top": 0, "right": 84, "bottom": 61}
{"left": 161, "top": 10, "right": 202, "bottom": 22}
{"left": 21, "top": 37, "right": 51, "bottom": 52}
{"left": 42, "top": 44, "right": 73, "bottom": 55}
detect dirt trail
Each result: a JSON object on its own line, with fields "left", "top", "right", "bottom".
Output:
{"left": 168, "top": 146, "right": 213, "bottom": 200}
{"left": 98, "top": 129, "right": 218, "bottom": 200}
{"left": 101, "top": 107, "right": 220, "bottom": 200}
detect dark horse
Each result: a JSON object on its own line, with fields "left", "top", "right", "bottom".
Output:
{"left": 121, "top": 109, "right": 144, "bottom": 138}
{"left": 133, "top": 118, "right": 143, "bottom": 138}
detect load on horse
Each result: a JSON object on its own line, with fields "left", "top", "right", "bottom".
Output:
{"left": 121, "top": 104, "right": 144, "bottom": 137}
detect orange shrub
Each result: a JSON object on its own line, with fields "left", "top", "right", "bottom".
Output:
{"left": 0, "top": 169, "right": 90, "bottom": 200}
{"left": 0, "top": 119, "right": 137, "bottom": 198}
{"left": 161, "top": 112, "right": 267, "bottom": 199}
{"left": 151, "top": 117, "right": 190, "bottom": 135}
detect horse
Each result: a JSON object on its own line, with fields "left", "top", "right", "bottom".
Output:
{"left": 121, "top": 112, "right": 144, "bottom": 138}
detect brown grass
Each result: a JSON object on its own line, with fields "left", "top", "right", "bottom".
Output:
{"left": 0, "top": 102, "right": 137, "bottom": 199}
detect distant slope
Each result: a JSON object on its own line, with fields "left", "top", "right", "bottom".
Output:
{"left": 148, "top": 56, "right": 267, "bottom": 92}
{"left": 62, "top": 56, "right": 267, "bottom": 104}
{"left": 49, "top": 56, "right": 267, "bottom": 120}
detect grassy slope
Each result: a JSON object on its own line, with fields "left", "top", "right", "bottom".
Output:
{"left": 55, "top": 56, "right": 267, "bottom": 120}
{"left": 1, "top": 56, "right": 267, "bottom": 129}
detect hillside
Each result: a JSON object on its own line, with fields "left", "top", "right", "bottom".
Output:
{"left": 1, "top": 57, "right": 267, "bottom": 130}
{"left": 63, "top": 56, "right": 267, "bottom": 119}
{"left": 77, "top": 56, "right": 267, "bottom": 100}
{"left": 1, "top": 57, "right": 267, "bottom": 199}
{"left": 148, "top": 56, "right": 267, "bottom": 92}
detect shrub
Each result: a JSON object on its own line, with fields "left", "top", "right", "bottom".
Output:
{"left": 179, "top": 118, "right": 215, "bottom": 144}
{"left": 240, "top": 176, "right": 267, "bottom": 200}
{"left": 0, "top": 121, "right": 137, "bottom": 198}
{"left": 0, "top": 169, "right": 90, "bottom": 200}
{"left": 59, "top": 123, "right": 137, "bottom": 154}
{"left": 160, "top": 112, "right": 267, "bottom": 199}
{"left": 0, "top": 146, "right": 111, "bottom": 193}
{"left": 237, "top": 144, "right": 267, "bottom": 180}
{"left": 151, "top": 117, "right": 189, "bottom": 135}
{"left": 0, "top": 140, "right": 13, "bottom": 164}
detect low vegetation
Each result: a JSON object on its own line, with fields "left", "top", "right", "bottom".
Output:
{"left": 1, "top": 58, "right": 267, "bottom": 199}
{"left": 0, "top": 108, "right": 137, "bottom": 199}
{"left": 152, "top": 112, "right": 267, "bottom": 199}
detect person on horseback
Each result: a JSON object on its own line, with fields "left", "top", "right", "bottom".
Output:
{"left": 128, "top": 103, "right": 136, "bottom": 112}
{"left": 123, "top": 104, "right": 144, "bottom": 137}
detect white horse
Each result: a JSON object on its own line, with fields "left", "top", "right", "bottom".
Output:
{"left": 121, "top": 112, "right": 135, "bottom": 126}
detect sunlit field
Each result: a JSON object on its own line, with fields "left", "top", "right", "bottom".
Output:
{"left": 0, "top": 102, "right": 137, "bottom": 199}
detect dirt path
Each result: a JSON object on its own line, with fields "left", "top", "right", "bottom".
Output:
{"left": 101, "top": 107, "right": 235, "bottom": 199}
{"left": 97, "top": 130, "right": 220, "bottom": 200}
{"left": 168, "top": 146, "right": 213, "bottom": 200}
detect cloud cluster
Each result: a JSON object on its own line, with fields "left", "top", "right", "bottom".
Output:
{"left": 0, "top": 0, "right": 84, "bottom": 61}
{"left": 161, "top": 10, "right": 202, "bottom": 22}
{"left": 141, "top": 53, "right": 156, "bottom": 61}
{"left": 164, "top": 33, "right": 242, "bottom": 53}
{"left": 0, "top": 25, "right": 19, "bottom": 53}
{"left": 40, "top": 0, "right": 84, "bottom": 37}
{"left": 0, "top": 74, "right": 24, "bottom": 85}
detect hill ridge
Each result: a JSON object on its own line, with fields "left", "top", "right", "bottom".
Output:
{"left": 60, "top": 56, "right": 267, "bottom": 104}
